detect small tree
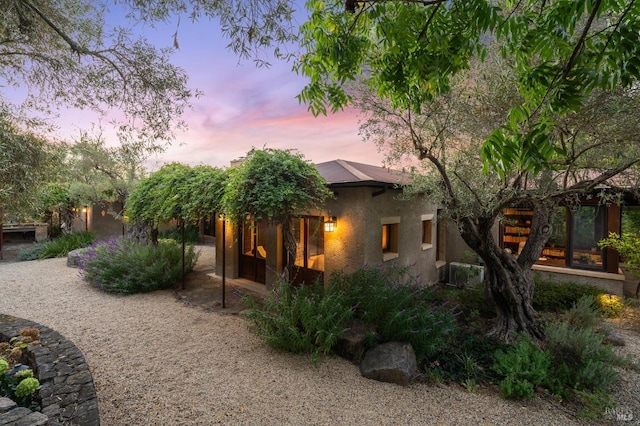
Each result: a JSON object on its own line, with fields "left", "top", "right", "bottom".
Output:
{"left": 222, "top": 148, "right": 332, "bottom": 278}
{"left": 0, "top": 113, "right": 61, "bottom": 258}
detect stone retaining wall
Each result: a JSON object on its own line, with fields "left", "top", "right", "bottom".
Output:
{"left": 0, "top": 314, "right": 100, "bottom": 426}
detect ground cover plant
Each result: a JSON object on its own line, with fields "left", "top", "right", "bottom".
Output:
{"left": 245, "top": 264, "right": 635, "bottom": 418}
{"left": 18, "top": 231, "right": 95, "bottom": 261}
{"left": 79, "top": 238, "right": 198, "bottom": 294}
{"left": 0, "top": 328, "right": 41, "bottom": 410}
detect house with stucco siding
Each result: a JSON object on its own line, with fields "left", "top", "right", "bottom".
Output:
{"left": 215, "top": 159, "right": 445, "bottom": 290}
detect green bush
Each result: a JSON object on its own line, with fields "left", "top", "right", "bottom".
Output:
{"left": 16, "top": 231, "right": 95, "bottom": 260}
{"left": 42, "top": 231, "right": 96, "bottom": 259}
{"left": 493, "top": 334, "right": 550, "bottom": 398}
{"left": 544, "top": 298, "right": 622, "bottom": 398}
{"left": 243, "top": 279, "right": 354, "bottom": 363}
{"left": 330, "top": 264, "right": 457, "bottom": 363}
{"left": 432, "top": 328, "right": 507, "bottom": 384}
{"left": 158, "top": 225, "right": 200, "bottom": 244}
{"left": 79, "top": 238, "right": 198, "bottom": 294}
{"left": 434, "top": 284, "right": 495, "bottom": 319}
{"left": 17, "top": 244, "right": 46, "bottom": 261}
{"left": 533, "top": 278, "right": 605, "bottom": 313}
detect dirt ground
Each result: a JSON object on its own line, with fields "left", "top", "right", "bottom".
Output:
{"left": 173, "top": 266, "right": 257, "bottom": 315}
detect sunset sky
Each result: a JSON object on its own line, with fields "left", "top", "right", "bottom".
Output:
{"left": 58, "top": 6, "right": 388, "bottom": 170}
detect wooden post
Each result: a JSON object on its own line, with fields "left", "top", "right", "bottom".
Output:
{"left": 181, "top": 220, "right": 186, "bottom": 290}
{"left": 222, "top": 216, "right": 226, "bottom": 309}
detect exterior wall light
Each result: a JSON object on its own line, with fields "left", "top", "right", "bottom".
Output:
{"left": 324, "top": 216, "right": 337, "bottom": 232}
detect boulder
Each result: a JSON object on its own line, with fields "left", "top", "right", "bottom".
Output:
{"left": 335, "top": 319, "right": 377, "bottom": 362}
{"left": 604, "top": 330, "right": 626, "bottom": 347}
{"left": 359, "top": 341, "right": 417, "bottom": 386}
{"left": 67, "top": 248, "right": 88, "bottom": 268}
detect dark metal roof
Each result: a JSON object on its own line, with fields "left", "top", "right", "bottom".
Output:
{"left": 315, "top": 159, "right": 408, "bottom": 186}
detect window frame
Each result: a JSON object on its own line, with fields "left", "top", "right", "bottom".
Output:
{"left": 381, "top": 217, "right": 400, "bottom": 261}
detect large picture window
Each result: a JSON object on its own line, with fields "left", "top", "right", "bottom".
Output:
{"left": 502, "top": 204, "right": 609, "bottom": 271}
{"left": 569, "top": 206, "right": 605, "bottom": 269}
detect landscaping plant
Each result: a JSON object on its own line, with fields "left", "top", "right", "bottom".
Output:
{"left": 330, "top": 264, "right": 457, "bottom": 364}
{"left": 243, "top": 279, "right": 354, "bottom": 363}
{"left": 18, "top": 231, "right": 95, "bottom": 260}
{"left": 0, "top": 328, "right": 41, "bottom": 410}
{"left": 79, "top": 237, "right": 198, "bottom": 294}
{"left": 493, "top": 334, "right": 550, "bottom": 399}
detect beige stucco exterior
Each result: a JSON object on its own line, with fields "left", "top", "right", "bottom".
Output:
{"left": 214, "top": 184, "right": 442, "bottom": 290}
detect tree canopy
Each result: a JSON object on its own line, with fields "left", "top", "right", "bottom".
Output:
{"left": 1, "top": 0, "right": 297, "bottom": 149}
{"left": 294, "top": 0, "right": 640, "bottom": 340}
{"left": 126, "top": 162, "right": 227, "bottom": 234}
{"left": 297, "top": 0, "right": 640, "bottom": 177}
{"left": 222, "top": 148, "right": 332, "bottom": 273}
{"left": 352, "top": 43, "right": 640, "bottom": 340}
{"left": 0, "top": 113, "right": 62, "bottom": 220}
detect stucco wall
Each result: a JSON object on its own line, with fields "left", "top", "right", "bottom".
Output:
{"left": 325, "top": 186, "right": 440, "bottom": 286}
{"left": 90, "top": 201, "right": 126, "bottom": 239}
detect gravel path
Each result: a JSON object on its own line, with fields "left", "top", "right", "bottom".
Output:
{"left": 1, "top": 247, "right": 639, "bottom": 425}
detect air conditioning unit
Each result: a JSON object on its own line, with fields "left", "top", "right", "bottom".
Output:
{"left": 448, "top": 262, "right": 485, "bottom": 287}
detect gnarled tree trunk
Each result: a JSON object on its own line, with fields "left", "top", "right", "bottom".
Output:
{"left": 458, "top": 201, "right": 555, "bottom": 341}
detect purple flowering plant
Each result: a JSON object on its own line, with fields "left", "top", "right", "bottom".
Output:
{"left": 78, "top": 237, "right": 198, "bottom": 294}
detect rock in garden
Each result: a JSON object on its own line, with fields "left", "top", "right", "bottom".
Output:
{"left": 0, "top": 397, "right": 17, "bottom": 413}
{"left": 604, "top": 330, "right": 626, "bottom": 346}
{"left": 335, "top": 319, "right": 377, "bottom": 362}
{"left": 359, "top": 341, "right": 417, "bottom": 386}
{"left": 67, "top": 248, "right": 87, "bottom": 268}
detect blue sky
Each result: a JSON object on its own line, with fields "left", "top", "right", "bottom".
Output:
{"left": 56, "top": 5, "right": 387, "bottom": 170}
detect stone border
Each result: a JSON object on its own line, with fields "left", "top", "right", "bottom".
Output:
{"left": 0, "top": 314, "right": 100, "bottom": 426}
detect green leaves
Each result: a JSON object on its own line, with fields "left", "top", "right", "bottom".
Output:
{"left": 221, "top": 148, "right": 332, "bottom": 224}
{"left": 297, "top": 0, "right": 640, "bottom": 175}
{"left": 126, "top": 163, "right": 227, "bottom": 226}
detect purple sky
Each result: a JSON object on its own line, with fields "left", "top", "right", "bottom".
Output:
{"left": 57, "top": 7, "right": 388, "bottom": 170}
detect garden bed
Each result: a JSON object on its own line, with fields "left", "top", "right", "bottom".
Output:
{"left": 0, "top": 314, "right": 100, "bottom": 425}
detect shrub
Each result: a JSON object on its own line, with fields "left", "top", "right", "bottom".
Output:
{"left": 433, "top": 284, "right": 495, "bottom": 320}
{"left": 533, "top": 278, "right": 606, "bottom": 313}
{"left": 79, "top": 238, "right": 198, "bottom": 294}
{"left": 543, "top": 298, "right": 622, "bottom": 398}
{"left": 330, "top": 264, "right": 457, "bottom": 363}
{"left": 158, "top": 225, "right": 200, "bottom": 244}
{"left": 432, "top": 328, "right": 507, "bottom": 384}
{"left": 42, "top": 231, "right": 96, "bottom": 259}
{"left": 599, "top": 232, "right": 640, "bottom": 277}
{"left": 493, "top": 334, "right": 550, "bottom": 398}
{"left": 243, "top": 279, "right": 354, "bottom": 363}
{"left": 17, "top": 244, "right": 46, "bottom": 261}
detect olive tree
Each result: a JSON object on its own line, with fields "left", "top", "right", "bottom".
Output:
{"left": 0, "top": 113, "right": 62, "bottom": 258}
{"left": 296, "top": 0, "right": 640, "bottom": 340}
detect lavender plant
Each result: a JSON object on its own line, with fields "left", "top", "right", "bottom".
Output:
{"left": 330, "top": 265, "right": 457, "bottom": 363}
{"left": 79, "top": 237, "right": 198, "bottom": 294}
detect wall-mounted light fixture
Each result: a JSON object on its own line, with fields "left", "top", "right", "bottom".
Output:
{"left": 324, "top": 216, "right": 337, "bottom": 232}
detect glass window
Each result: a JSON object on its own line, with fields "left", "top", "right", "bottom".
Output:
{"left": 422, "top": 219, "right": 433, "bottom": 246}
{"left": 539, "top": 207, "right": 568, "bottom": 266}
{"left": 622, "top": 206, "right": 640, "bottom": 235}
{"left": 382, "top": 223, "right": 399, "bottom": 260}
{"left": 570, "top": 206, "right": 605, "bottom": 269}
{"left": 242, "top": 221, "right": 266, "bottom": 258}
{"left": 292, "top": 216, "right": 325, "bottom": 271}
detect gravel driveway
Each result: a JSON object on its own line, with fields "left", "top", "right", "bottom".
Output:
{"left": 1, "top": 248, "right": 639, "bottom": 425}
